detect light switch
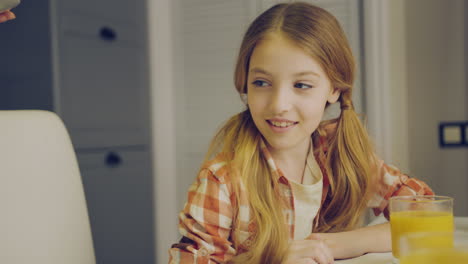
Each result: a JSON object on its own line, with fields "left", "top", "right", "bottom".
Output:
{"left": 443, "top": 125, "right": 462, "bottom": 144}
{"left": 439, "top": 122, "right": 468, "bottom": 147}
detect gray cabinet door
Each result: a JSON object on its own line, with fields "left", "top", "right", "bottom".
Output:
{"left": 59, "top": 0, "right": 144, "bottom": 24}
{"left": 58, "top": 14, "right": 149, "bottom": 148}
{"left": 76, "top": 148, "right": 155, "bottom": 264}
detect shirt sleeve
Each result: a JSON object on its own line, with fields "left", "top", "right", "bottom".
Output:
{"left": 169, "top": 168, "right": 236, "bottom": 263}
{"left": 368, "top": 159, "right": 434, "bottom": 219}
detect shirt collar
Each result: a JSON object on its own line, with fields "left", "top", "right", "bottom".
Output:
{"left": 259, "top": 135, "right": 326, "bottom": 185}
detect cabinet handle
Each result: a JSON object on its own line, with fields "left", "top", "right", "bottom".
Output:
{"left": 99, "top": 26, "right": 117, "bottom": 41}
{"left": 105, "top": 152, "right": 122, "bottom": 167}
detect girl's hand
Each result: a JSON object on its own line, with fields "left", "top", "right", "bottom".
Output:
{"left": 284, "top": 258, "right": 325, "bottom": 264}
{"left": 307, "top": 223, "right": 391, "bottom": 260}
{"left": 283, "top": 238, "right": 334, "bottom": 264}
{"left": 308, "top": 233, "right": 354, "bottom": 260}
{"left": 309, "top": 232, "right": 367, "bottom": 259}
{"left": 0, "top": 10, "right": 15, "bottom": 23}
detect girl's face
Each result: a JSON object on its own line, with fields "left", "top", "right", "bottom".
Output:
{"left": 247, "top": 33, "right": 340, "bottom": 152}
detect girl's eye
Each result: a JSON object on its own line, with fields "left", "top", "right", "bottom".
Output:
{"left": 294, "top": 83, "right": 313, "bottom": 89}
{"left": 252, "top": 80, "right": 269, "bottom": 87}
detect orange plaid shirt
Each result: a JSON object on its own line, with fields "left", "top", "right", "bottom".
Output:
{"left": 169, "top": 129, "right": 433, "bottom": 263}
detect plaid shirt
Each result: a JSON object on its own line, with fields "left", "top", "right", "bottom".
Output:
{"left": 169, "top": 128, "right": 433, "bottom": 263}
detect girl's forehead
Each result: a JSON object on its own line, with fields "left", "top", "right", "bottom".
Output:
{"left": 249, "top": 33, "right": 325, "bottom": 75}
{"left": 253, "top": 32, "right": 320, "bottom": 61}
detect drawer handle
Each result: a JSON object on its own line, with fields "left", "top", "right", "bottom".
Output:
{"left": 105, "top": 152, "right": 122, "bottom": 167}
{"left": 99, "top": 26, "right": 117, "bottom": 41}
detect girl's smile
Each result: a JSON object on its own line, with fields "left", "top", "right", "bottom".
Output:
{"left": 266, "top": 118, "right": 298, "bottom": 133}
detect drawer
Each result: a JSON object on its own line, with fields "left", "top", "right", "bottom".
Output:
{"left": 76, "top": 148, "right": 155, "bottom": 264}
{"left": 58, "top": 0, "right": 146, "bottom": 25}
{"left": 59, "top": 13, "right": 144, "bottom": 46}
{"left": 57, "top": 15, "right": 149, "bottom": 148}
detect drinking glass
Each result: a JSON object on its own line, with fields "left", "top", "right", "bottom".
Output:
{"left": 389, "top": 195, "right": 454, "bottom": 262}
{"left": 399, "top": 231, "right": 468, "bottom": 264}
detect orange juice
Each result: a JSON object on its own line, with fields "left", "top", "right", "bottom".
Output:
{"left": 390, "top": 210, "right": 454, "bottom": 258}
{"left": 399, "top": 248, "right": 468, "bottom": 264}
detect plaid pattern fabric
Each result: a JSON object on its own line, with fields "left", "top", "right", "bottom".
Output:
{"left": 169, "top": 129, "right": 433, "bottom": 263}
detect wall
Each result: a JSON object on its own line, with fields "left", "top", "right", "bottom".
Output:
{"left": 404, "top": 0, "right": 467, "bottom": 215}
{"left": 366, "top": 0, "right": 467, "bottom": 215}
{"left": 387, "top": 0, "right": 409, "bottom": 172}
{"left": 147, "top": 0, "right": 179, "bottom": 262}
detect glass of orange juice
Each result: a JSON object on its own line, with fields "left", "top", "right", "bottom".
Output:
{"left": 399, "top": 231, "right": 468, "bottom": 264}
{"left": 389, "top": 195, "right": 454, "bottom": 262}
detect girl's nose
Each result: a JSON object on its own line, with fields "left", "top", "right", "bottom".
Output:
{"left": 269, "top": 85, "right": 292, "bottom": 115}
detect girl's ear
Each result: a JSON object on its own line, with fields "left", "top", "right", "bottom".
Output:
{"left": 327, "top": 88, "right": 341, "bottom": 104}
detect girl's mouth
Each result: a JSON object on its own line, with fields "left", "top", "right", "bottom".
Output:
{"left": 266, "top": 120, "right": 299, "bottom": 132}
{"left": 267, "top": 120, "right": 297, "bottom": 128}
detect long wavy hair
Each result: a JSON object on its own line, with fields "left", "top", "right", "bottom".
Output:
{"left": 204, "top": 2, "right": 376, "bottom": 263}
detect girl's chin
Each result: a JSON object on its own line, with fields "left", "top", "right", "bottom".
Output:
{"left": 263, "top": 135, "right": 312, "bottom": 152}
{"left": 264, "top": 139, "right": 299, "bottom": 151}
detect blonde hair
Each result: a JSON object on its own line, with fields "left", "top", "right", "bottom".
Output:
{"left": 204, "top": 2, "right": 375, "bottom": 263}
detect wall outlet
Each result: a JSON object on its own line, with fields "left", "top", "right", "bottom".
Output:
{"left": 439, "top": 121, "right": 468, "bottom": 147}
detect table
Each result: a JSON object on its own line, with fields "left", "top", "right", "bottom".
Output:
{"left": 336, "top": 217, "right": 468, "bottom": 264}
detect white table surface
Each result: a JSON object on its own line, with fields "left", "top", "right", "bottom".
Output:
{"left": 335, "top": 216, "right": 468, "bottom": 264}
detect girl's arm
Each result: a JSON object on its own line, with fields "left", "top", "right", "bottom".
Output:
{"left": 309, "top": 159, "right": 434, "bottom": 260}
{"left": 169, "top": 168, "right": 236, "bottom": 263}
{"left": 308, "top": 222, "right": 391, "bottom": 259}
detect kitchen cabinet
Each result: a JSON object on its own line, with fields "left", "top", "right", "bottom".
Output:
{"left": 0, "top": 1, "right": 155, "bottom": 263}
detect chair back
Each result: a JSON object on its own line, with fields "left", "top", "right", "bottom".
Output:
{"left": 0, "top": 110, "right": 96, "bottom": 264}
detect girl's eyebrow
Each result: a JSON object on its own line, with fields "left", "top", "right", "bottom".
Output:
{"left": 249, "top": 67, "right": 319, "bottom": 78}
{"left": 250, "top": 67, "right": 272, "bottom": 76}
{"left": 294, "top": 71, "right": 320, "bottom": 78}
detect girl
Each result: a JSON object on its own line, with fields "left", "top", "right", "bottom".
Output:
{"left": 169, "top": 2, "right": 432, "bottom": 264}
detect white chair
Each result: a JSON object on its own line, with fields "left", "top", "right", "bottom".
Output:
{"left": 0, "top": 110, "right": 96, "bottom": 264}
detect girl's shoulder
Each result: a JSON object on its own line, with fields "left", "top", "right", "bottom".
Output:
{"left": 199, "top": 152, "right": 235, "bottom": 184}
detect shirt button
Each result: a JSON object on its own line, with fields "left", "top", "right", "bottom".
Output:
{"left": 199, "top": 248, "right": 209, "bottom": 256}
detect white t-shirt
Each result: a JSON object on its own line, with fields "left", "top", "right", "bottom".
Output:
{"left": 289, "top": 146, "right": 323, "bottom": 240}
